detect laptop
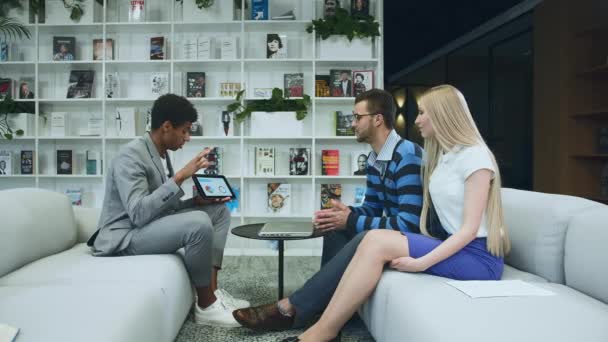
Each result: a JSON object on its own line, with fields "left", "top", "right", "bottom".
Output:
{"left": 258, "top": 221, "right": 314, "bottom": 238}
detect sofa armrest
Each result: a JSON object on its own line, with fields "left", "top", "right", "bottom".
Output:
{"left": 73, "top": 206, "right": 101, "bottom": 243}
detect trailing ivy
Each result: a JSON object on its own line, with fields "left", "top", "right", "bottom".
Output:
{"left": 306, "top": 7, "right": 380, "bottom": 41}
{"left": 227, "top": 88, "right": 311, "bottom": 123}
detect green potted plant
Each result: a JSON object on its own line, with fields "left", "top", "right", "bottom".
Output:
{"left": 0, "top": 96, "right": 39, "bottom": 140}
{"left": 226, "top": 88, "right": 311, "bottom": 137}
{"left": 306, "top": 7, "right": 380, "bottom": 59}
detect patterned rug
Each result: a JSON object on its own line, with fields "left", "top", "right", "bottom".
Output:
{"left": 174, "top": 256, "right": 375, "bottom": 342}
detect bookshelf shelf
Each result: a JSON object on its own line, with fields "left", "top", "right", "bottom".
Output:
{"left": 570, "top": 109, "right": 608, "bottom": 119}
{"left": 0, "top": 0, "right": 384, "bottom": 240}
{"left": 570, "top": 154, "right": 608, "bottom": 160}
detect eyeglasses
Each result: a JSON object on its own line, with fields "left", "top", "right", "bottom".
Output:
{"left": 351, "top": 111, "right": 379, "bottom": 122}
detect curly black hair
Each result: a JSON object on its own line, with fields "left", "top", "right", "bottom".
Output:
{"left": 151, "top": 94, "right": 198, "bottom": 130}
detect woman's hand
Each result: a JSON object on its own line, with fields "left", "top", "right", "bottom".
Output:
{"left": 389, "top": 256, "right": 429, "bottom": 273}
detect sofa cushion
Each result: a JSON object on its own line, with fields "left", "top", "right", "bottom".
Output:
{"left": 73, "top": 206, "right": 101, "bottom": 243}
{"left": 0, "top": 188, "right": 77, "bottom": 278}
{"left": 501, "top": 188, "right": 602, "bottom": 283}
{"left": 565, "top": 205, "right": 608, "bottom": 304}
{"left": 0, "top": 243, "right": 193, "bottom": 341}
{"left": 0, "top": 285, "right": 166, "bottom": 342}
{"left": 361, "top": 270, "right": 608, "bottom": 342}
{"left": 501, "top": 265, "right": 548, "bottom": 282}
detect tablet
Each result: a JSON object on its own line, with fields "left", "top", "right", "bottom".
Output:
{"left": 192, "top": 174, "right": 236, "bottom": 199}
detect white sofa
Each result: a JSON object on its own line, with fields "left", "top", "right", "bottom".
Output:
{"left": 0, "top": 188, "right": 193, "bottom": 342}
{"left": 361, "top": 188, "right": 608, "bottom": 342}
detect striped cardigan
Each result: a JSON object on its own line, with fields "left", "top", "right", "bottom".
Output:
{"left": 347, "top": 139, "right": 424, "bottom": 234}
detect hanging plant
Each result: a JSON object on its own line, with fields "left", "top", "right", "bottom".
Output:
{"left": 306, "top": 7, "right": 380, "bottom": 41}
{"left": 61, "top": 0, "right": 85, "bottom": 22}
{"left": 227, "top": 88, "right": 311, "bottom": 123}
{"left": 195, "top": 0, "right": 214, "bottom": 9}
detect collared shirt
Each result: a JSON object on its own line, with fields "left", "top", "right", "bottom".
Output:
{"left": 367, "top": 129, "right": 401, "bottom": 177}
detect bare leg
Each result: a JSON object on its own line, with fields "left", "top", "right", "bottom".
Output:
{"left": 196, "top": 287, "right": 217, "bottom": 308}
{"left": 299, "top": 230, "right": 410, "bottom": 342}
{"left": 211, "top": 266, "right": 220, "bottom": 292}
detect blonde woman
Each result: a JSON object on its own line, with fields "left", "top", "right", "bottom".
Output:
{"left": 281, "top": 84, "right": 511, "bottom": 342}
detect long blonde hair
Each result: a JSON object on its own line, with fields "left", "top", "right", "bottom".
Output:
{"left": 418, "top": 85, "right": 510, "bottom": 257}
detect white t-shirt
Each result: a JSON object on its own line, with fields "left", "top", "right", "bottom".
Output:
{"left": 428, "top": 144, "right": 495, "bottom": 237}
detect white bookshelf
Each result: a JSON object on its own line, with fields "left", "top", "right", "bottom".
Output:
{"left": 1, "top": 0, "right": 384, "bottom": 255}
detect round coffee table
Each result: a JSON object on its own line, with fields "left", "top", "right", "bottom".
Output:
{"left": 231, "top": 223, "right": 322, "bottom": 300}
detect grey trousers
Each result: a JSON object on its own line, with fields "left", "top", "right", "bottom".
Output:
{"left": 118, "top": 203, "right": 231, "bottom": 287}
{"left": 289, "top": 230, "right": 368, "bottom": 328}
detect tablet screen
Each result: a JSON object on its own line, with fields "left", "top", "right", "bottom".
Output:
{"left": 193, "top": 175, "right": 236, "bottom": 199}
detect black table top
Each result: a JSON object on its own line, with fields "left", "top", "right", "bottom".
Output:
{"left": 231, "top": 223, "right": 324, "bottom": 241}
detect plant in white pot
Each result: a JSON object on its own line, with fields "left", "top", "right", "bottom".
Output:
{"left": 226, "top": 88, "right": 311, "bottom": 137}
{"left": 306, "top": 7, "right": 380, "bottom": 59}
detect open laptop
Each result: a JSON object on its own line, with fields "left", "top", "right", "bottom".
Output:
{"left": 258, "top": 221, "right": 314, "bottom": 238}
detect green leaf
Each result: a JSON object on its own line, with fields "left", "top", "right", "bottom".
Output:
{"left": 15, "top": 129, "right": 24, "bottom": 136}
{"left": 236, "top": 89, "right": 245, "bottom": 102}
{"left": 4, "top": 133, "right": 12, "bottom": 140}
{"left": 0, "top": 17, "right": 32, "bottom": 41}
{"left": 227, "top": 103, "right": 241, "bottom": 113}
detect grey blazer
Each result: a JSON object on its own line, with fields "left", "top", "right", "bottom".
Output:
{"left": 90, "top": 133, "right": 193, "bottom": 256}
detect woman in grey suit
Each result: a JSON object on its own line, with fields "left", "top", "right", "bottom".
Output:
{"left": 89, "top": 94, "right": 248, "bottom": 327}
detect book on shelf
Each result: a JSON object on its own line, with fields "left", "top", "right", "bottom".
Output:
{"left": 150, "top": 72, "right": 169, "bottom": 96}
{"left": 255, "top": 147, "right": 275, "bottom": 176}
{"left": 0, "top": 150, "right": 12, "bottom": 175}
{"left": 186, "top": 72, "right": 206, "bottom": 98}
{"left": 182, "top": 39, "right": 197, "bottom": 60}
{"left": 0, "top": 41, "right": 9, "bottom": 61}
{"left": 330, "top": 69, "right": 353, "bottom": 97}
{"left": 51, "top": 112, "right": 67, "bottom": 137}
{"left": 267, "top": 34, "right": 288, "bottom": 59}
{"left": 220, "top": 111, "right": 234, "bottom": 137}
{"left": 351, "top": 150, "right": 369, "bottom": 176}
{"left": 253, "top": 88, "right": 273, "bottom": 98}
{"left": 322, "top": 149, "right": 339, "bottom": 176}
{"left": 105, "top": 72, "right": 120, "bottom": 98}
{"left": 52, "top": 36, "right": 75, "bottom": 61}
{"left": 93, "top": 38, "right": 114, "bottom": 61}
{"left": 115, "top": 107, "right": 137, "bottom": 137}
{"left": 20, "top": 150, "right": 33, "bottom": 175}
{"left": 150, "top": 36, "right": 165, "bottom": 60}
{"left": 272, "top": 10, "right": 296, "bottom": 20}
{"left": 321, "top": 184, "right": 342, "bottom": 209}
{"left": 351, "top": 0, "right": 369, "bottom": 17}
{"left": 220, "top": 36, "right": 237, "bottom": 60}
{"left": 315, "top": 75, "right": 331, "bottom": 97}
{"left": 197, "top": 37, "right": 212, "bottom": 60}
{"left": 289, "top": 148, "right": 310, "bottom": 176}
{"left": 324, "top": 0, "right": 340, "bottom": 18}
{"left": 190, "top": 118, "right": 203, "bottom": 136}
{"left": 335, "top": 111, "right": 355, "bottom": 136}
{"left": 220, "top": 82, "right": 241, "bottom": 97}
{"left": 352, "top": 70, "right": 374, "bottom": 97}
{"left": 129, "top": 0, "right": 146, "bottom": 22}
{"left": 267, "top": 183, "right": 291, "bottom": 214}
{"left": 17, "top": 77, "right": 34, "bottom": 99}
{"left": 143, "top": 107, "right": 152, "bottom": 132}
{"left": 226, "top": 185, "right": 240, "bottom": 214}
{"left": 353, "top": 186, "right": 366, "bottom": 206}
{"left": 56, "top": 150, "right": 73, "bottom": 175}
{"left": 202, "top": 147, "right": 222, "bottom": 175}
{"left": 598, "top": 127, "right": 608, "bottom": 154}
{"left": 252, "top": 0, "right": 269, "bottom": 20}
{"left": 0, "top": 78, "right": 13, "bottom": 99}
{"left": 79, "top": 114, "right": 103, "bottom": 136}
{"left": 66, "top": 70, "right": 94, "bottom": 98}
{"left": 66, "top": 188, "right": 82, "bottom": 206}
{"left": 86, "top": 150, "right": 102, "bottom": 175}
{"left": 284, "top": 73, "right": 303, "bottom": 97}
{"left": 0, "top": 323, "right": 19, "bottom": 342}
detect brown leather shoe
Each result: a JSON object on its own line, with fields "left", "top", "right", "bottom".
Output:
{"left": 232, "top": 302, "right": 294, "bottom": 331}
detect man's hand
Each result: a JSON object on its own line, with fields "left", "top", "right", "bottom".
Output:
{"left": 313, "top": 199, "right": 351, "bottom": 233}
{"left": 175, "top": 148, "right": 210, "bottom": 185}
{"left": 389, "top": 256, "right": 429, "bottom": 273}
{"left": 194, "top": 196, "right": 231, "bottom": 206}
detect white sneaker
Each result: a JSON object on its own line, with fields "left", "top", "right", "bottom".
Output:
{"left": 194, "top": 299, "right": 241, "bottom": 328}
{"left": 215, "top": 288, "right": 251, "bottom": 309}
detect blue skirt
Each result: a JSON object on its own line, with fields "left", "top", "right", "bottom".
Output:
{"left": 402, "top": 232, "right": 504, "bottom": 280}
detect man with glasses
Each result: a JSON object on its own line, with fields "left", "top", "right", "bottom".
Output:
{"left": 233, "top": 89, "right": 425, "bottom": 332}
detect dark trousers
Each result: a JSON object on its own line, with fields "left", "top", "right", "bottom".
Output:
{"left": 289, "top": 230, "right": 367, "bottom": 328}
{"left": 321, "top": 227, "right": 360, "bottom": 266}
